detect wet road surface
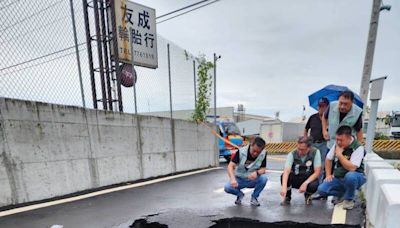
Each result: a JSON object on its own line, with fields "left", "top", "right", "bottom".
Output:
{"left": 0, "top": 156, "right": 364, "bottom": 228}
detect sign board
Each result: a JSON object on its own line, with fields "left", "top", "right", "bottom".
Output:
{"left": 113, "top": 0, "right": 158, "bottom": 68}
{"left": 369, "top": 76, "right": 387, "bottom": 100}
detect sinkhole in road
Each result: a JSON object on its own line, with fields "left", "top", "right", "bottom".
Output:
{"left": 131, "top": 217, "right": 361, "bottom": 228}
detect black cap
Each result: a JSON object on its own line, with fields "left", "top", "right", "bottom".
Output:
{"left": 318, "top": 97, "right": 329, "bottom": 105}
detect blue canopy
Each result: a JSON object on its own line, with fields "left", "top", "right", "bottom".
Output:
{"left": 308, "top": 84, "right": 364, "bottom": 110}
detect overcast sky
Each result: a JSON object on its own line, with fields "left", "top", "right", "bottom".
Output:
{"left": 132, "top": 0, "right": 400, "bottom": 120}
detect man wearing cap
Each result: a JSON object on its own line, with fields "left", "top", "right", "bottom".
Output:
{"left": 304, "top": 97, "right": 329, "bottom": 184}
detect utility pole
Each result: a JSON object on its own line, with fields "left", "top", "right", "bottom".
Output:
{"left": 359, "top": 0, "right": 390, "bottom": 114}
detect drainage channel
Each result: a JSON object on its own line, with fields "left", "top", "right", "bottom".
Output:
{"left": 131, "top": 217, "right": 361, "bottom": 228}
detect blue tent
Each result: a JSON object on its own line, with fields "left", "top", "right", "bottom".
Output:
{"left": 308, "top": 84, "right": 364, "bottom": 110}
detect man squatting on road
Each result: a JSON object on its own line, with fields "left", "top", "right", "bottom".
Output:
{"left": 224, "top": 137, "right": 268, "bottom": 206}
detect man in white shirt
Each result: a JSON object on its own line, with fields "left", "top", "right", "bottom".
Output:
{"left": 317, "top": 125, "right": 366, "bottom": 210}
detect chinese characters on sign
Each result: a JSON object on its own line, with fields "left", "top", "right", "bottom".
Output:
{"left": 114, "top": 0, "right": 157, "bottom": 69}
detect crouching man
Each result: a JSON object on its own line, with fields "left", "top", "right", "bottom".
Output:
{"left": 317, "top": 125, "right": 366, "bottom": 210}
{"left": 280, "top": 136, "right": 321, "bottom": 205}
{"left": 224, "top": 137, "right": 268, "bottom": 206}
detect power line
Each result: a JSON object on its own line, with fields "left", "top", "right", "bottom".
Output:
{"left": 0, "top": 0, "right": 64, "bottom": 33}
{"left": 0, "top": 0, "right": 21, "bottom": 12}
{"left": 0, "top": 14, "right": 72, "bottom": 45}
{"left": 156, "top": 0, "right": 210, "bottom": 19}
{"left": 0, "top": 48, "right": 86, "bottom": 77}
{"left": 157, "top": 0, "right": 220, "bottom": 24}
{"left": 0, "top": 42, "right": 86, "bottom": 72}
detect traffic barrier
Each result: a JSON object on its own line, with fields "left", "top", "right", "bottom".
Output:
{"left": 365, "top": 169, "right": 400, "bottom": 225}
{"left": 375, "top": 184, "right": 400, "bottom": 228}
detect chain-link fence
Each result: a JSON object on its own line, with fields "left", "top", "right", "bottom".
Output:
{"left": 0, "top": 0, "right": 215, "bottom": 121}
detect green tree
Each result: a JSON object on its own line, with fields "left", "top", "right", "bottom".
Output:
{"left": 192, "top": 55, "right": 214, "bottom": 122}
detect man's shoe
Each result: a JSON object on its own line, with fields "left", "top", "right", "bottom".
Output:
{"left": 234, "top": 192, "right": 244, "bottom": 205}
{"left": 312, "top": 193, "right": 328, "bottom": 200}
{"left": 331, "top": 196, "right": 344, "bottom": 205}
{"left": 305, "top": 194, "right": 312, "bottom": 205}
{"left": 280, "top": 197, "right": 291, "bottom": 206}
{"left": 343, "top": 200, "right": 354, "bottom": 210}
{"left": 250, "top": 197, "right": 260, "bottom": 206}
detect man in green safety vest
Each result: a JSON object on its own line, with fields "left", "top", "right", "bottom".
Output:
{"left": 317, "top": 125, "right": 366, "bottom": 210}
{"left": 280, "top": 136, "right": 321, "bottom": 206}
{"left": 224, "top": 137, "right": 268, "bottom": 206}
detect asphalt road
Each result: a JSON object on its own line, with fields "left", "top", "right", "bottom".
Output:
{"left": 0, "top": 155, "right": 364, "bottom": 228}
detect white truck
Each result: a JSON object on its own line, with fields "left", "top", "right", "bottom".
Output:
{"left": 390, "top": 111, "right": 400, "bottom": 139}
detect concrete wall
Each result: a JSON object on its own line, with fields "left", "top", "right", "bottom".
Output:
{"left": 281, "top": 122, "right": 305, "bottom": 142}
{"left": 236, "top": 119, "right": 263, "bottom": 136}
{"left": 260, "top": 121, "right": 282, "bottom": 143}
{"left": 0, "top": 98, "right": 218, "bottom": 208}
{"left": 260, "top": 120, "right": 305, "bottom": 143}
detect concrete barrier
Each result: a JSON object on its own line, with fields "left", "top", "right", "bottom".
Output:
{"left": 375, "top": 184, "right": 400, "bottom": 228}
{"left": 366, "top": 169, "right": 400, "bottom": 225}
{"left": 364, "top": 152, "right": 384, "bottom": 162}
{"left": 363, "top": 152, "right": 400, "bottom": 228}
{"left": 0, "top": 98, "right": 218, "bottom": 208}
{"left": 364, "top": 160, "right": 393, "bottom": 177}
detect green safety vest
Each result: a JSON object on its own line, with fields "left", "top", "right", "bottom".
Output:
{"left": 333, "top": 139, "right": 365, "bottom": 178}
{"left": 291, "top": 147, "right": 317, "bottom": 177}
{"left": 327, "top": 101, "right": 362, "bottom": 149}
{"left": 235, "top": 145, "right": 266, "bottom": 178}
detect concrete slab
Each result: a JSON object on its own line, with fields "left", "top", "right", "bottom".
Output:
{"left": 366, "top": 169, "right": 400, "bottom": 226}
{"left": 375, "top": 184, "right": 400, "bottom": 228}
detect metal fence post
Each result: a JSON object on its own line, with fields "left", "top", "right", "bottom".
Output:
{"left": 69, "top": 0, "right": 85, "bottom": 108}
{"left": 109, "top": 0, "right": 124, "bottom": 112}
{"left": 93, "top": 0, "right": 108, "bottom": 110}
{"left": 213, "top": 53, "right": 217, "bottom": 125}
{"left": 82, "top": 0, "right": 97, "bottom": 109}
{"left": 129, "top": 29, "right": 138, "bottom": 115}
{"left": 193, "top": 60, "right": 196, "bottom": 109}
{"left": 130, "top": 28, "right": 143, "bottom": 178}
{"left": 168, "top": 44, "right": 173, "bottom": 119}
{"left": 167, "top": 43, "right": 177, "bottom": 172}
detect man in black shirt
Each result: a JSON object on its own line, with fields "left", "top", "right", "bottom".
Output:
{"left": 304, "top": 97, "right": 329, "bottom": 184}
{"left": 224, "top": 137, "right": 268, "bottom": 206}
{"left": 231, "top": 146, "right": 267, "bottom": 168}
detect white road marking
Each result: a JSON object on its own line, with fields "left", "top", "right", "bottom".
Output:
{"left": 331, "top": 202, "right": 347, "bottom": 224}
{"left": 0, "top": 167, "right": 222, "bottom": 217}
{"left": 214, "top": 181, "right": 280, "bottom": 193}
{"left": 266, "top": 170, "right": 283, "bottom": 174}
{"left": 213, "top": 188, "right": 225, "bottom": 193}
{"left": 242, "top": 189, "right": 253, "bottom": 193}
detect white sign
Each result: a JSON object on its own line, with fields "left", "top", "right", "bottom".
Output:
{"left": 113, "top": 0, "right": 157, "bottom": 68}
